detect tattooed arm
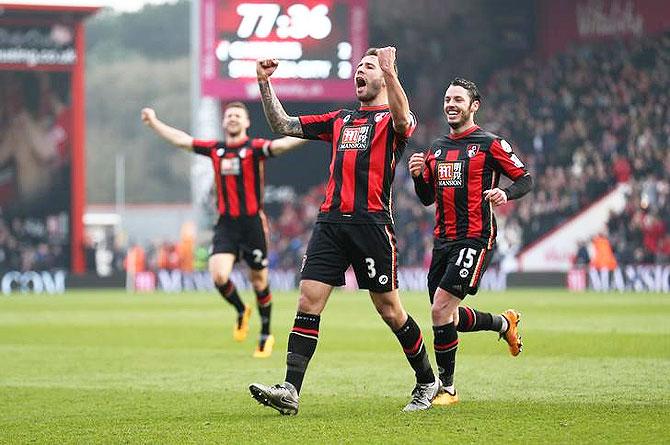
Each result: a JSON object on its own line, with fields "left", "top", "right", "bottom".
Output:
{"left": 256, "top": 59, "right": 304, "bottom": 138}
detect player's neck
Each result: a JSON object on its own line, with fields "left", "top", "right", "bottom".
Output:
{"left": 226, "top": 132, "right": 248, "bottom": 146}
{"left": 449, "top": 121, "right": 477, "bottom": 136}
{"left": 360, "top": 92, "right": 388, "bottom": 108}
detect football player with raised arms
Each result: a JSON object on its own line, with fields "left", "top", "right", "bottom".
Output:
{"left": 249, "top": 47, "right": 441, "bottom": 415}
{"left": 141, "top": 102, "right": 306, "bottom": 357}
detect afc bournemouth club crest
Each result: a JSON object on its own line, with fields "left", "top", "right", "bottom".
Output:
{"left": 467, "top": 144, "right": 480, "bottom": 158}
{"left": 374, "top": 112, "right": 389, "bottom": 122}
{"left": 338, "top": 124, "right": 373, "bottom": 151}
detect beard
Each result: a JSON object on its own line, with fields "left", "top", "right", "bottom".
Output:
{"left": 225, "top": 125, "right": 242, "bottom": 137}
{"left": 356, "top": 78, "right": 383, "bottom": 102}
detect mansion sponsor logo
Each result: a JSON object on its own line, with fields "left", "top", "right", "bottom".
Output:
{"left": 569, "top": 265, "right": 670, "bottom": 292}
{"left": 436, "top": 161, "right": 464, "bottom": 188}
{"left": 131, "top": 269, "right": 299, "bottom": 292}
{"left": 338, "top": 124, "right": 372, "bottom": 151}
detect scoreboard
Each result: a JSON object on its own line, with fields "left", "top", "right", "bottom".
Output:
{"left": 200, "top": 0, "right": 367, "bottom": 101}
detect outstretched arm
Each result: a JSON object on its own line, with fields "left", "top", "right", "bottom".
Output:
{"left": 377, "top": 47, "right": 413, "bottom": 135}
{"left": 140, "top": 108, "right": 193, "bottom": 151}
{"left": 256, "top": 59, "right": 304, "bottom": 138}
{"left": 269, "top": 136, "right": 308, "bottom": 156}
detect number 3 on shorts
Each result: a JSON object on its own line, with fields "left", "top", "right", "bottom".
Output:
{"left": 455, "top": 248, "right": 477, "bottom": 269}
{"left": 365, "top": 257, "right": 376, "bottom": 278}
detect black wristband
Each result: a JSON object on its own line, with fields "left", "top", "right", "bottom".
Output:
{"left": 503, "top": 174, "right": 533, "bottom": 201}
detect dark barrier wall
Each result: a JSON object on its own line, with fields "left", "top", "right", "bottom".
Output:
{"left": 507, "top": 272, "right": 567, "bottom": 288}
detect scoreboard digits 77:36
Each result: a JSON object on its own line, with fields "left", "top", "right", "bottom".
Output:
{"left": 200, "top": 0, "right": 368, "bottom": 101}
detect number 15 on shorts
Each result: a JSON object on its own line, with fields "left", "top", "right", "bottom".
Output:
{"left": 455, "top": 247, "right": 477, "bottom": 278}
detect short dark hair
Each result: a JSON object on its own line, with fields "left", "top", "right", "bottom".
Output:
{"left": 222, "top": 101, "right": 249, "bottom": 115}
{"left": 364, "top": 47, "right": 398, "bottom": 74}
{"left": 450, "top": 77, "right": 481, "bottom": 104}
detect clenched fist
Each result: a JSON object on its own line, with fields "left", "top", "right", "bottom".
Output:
{"left": 257, "top": 58, "right": 279, "bottom": 80}
{"left": 483, "top": 188, "right": 508, "bottom": 207}
{"left": 408, "top": 152, "right": 426, "bottom": 178}
{"left": 376, "top": 46, "right": 396, "bottom": 75}
{"left": 141, "top": 107, "right": 156, "bottom": 125}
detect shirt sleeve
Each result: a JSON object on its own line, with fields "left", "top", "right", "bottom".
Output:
{"left": 412, "top": 149, "right": 435, "bottom": 206}
{"left": 251, "top": 138, "right": 273, "bottom": 159}
{"left": 192, "top": 139, "right": 217, "bottom": 157}
{"left": 298, "top": 110, "right": 340, "bottom": 142}
{"left": 489, "top": 138, "right": 528, "bottom": 180}
{"left": 398, "top": 111, "right": 418, "bottom": 139}
{"left": 423, "top": 150, "right": 433, "bottom": 183}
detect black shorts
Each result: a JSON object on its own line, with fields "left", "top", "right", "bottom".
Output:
{"left": 300, "top": 222, "right": 398, "bottom": 292}
{"left": 211, "top": 214, "right": 269, "bottom": 270}
{"left": 427, "top": 238, "right": 492, "bottom": 301}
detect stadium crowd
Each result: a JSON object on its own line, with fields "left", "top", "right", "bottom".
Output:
{"left": 10, "top": 31, "right": 668, "bottom": 274}
{"left": 0, "top": 213, "right": 69, "bottom": 273}
{"left": 266, "top": 31, "right": 670, "bottom": 269}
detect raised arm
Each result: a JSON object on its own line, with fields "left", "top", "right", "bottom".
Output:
{"left": 377, "top": 47, "right": 413, "bottom": 135}
{"left": 140, "top": 108, "right": 193, "bottom": 151}
{"left": 268, "top": 136, "right": 308, "bottom": 156}
{"left": 256, "top": 59, "right": 304, "bottom": 138}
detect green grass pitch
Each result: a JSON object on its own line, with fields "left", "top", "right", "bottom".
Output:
{"left": 1, "top": 288, "right": 669, "bottom": 444}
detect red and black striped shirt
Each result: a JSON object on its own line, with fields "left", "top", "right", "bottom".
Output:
{"left": 416, "top": 126, "right": 528, "bottom": 249}
{"left": 193, "top": 137, "right": 272, "bottom": 218}
{"left": 299, "top": 105, "right": 416, "bottom": 224}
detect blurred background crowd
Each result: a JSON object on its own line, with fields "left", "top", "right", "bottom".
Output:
{"left": 267, "top": 30, "right": 670, "bottom": 273}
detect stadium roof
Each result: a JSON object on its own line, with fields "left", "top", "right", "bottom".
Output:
{"left": 0, "top": 1, "right": 179, "bottom": 12}
{"left": 0, "top": 1, "right": 103, "bottom": 14}
{"left": 0, "top": 0, "right": 103, "bottom": 6}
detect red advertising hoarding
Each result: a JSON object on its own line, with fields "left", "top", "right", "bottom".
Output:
{"left": 537, "top": 0, "right": 670, "bottom": 57}
{"left": 200, "top": 0, "right": 367, "bottom": 101}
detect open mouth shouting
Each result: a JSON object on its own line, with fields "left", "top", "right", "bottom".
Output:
{"left": 355, "top": 76, "right": 366, "bottom": 95}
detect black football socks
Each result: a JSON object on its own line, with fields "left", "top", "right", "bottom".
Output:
{"left": 255, "top": 286, "right": 272, "bottom": 337}
{"left": 285, "top": 312, "right": 320, "bottom": 393}
{"left": 433, "top": 322, "right": 458, "bottom": 388}
{"left": 217, "top": 280, "right": 245, "bottom": 318}
{"left": 458, "top": 306, "right": 508, "bottom": 333}
{"left": 394, "top": 315, "right": 435, "bottom": 384}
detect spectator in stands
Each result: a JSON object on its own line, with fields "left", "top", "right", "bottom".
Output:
{"left": 574, "top": 241, "right": 591, "bottom": 267}
{"left": 590, "top": 234, "right": 618, "bottom": 271}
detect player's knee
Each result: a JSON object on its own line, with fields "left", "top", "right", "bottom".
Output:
{"left": 431, "top": 303, "right": 455, "bottom": 323}
{"left": 374, "top": 300, "right": 404, "bottom": 328}
{"left": 250, "top": 275, "right": 267, "bottom": 291}
{"left": 211, "top": 271, "right": 230, "bottom": 287}
{"left": 431, "top": 290, "right": 458, "bottom": 323}
{"left": 297, "top": 284, "right": 321, "bottom": 312}
{"left": 297, "top": 292, "right": 318, "bottom": 313}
